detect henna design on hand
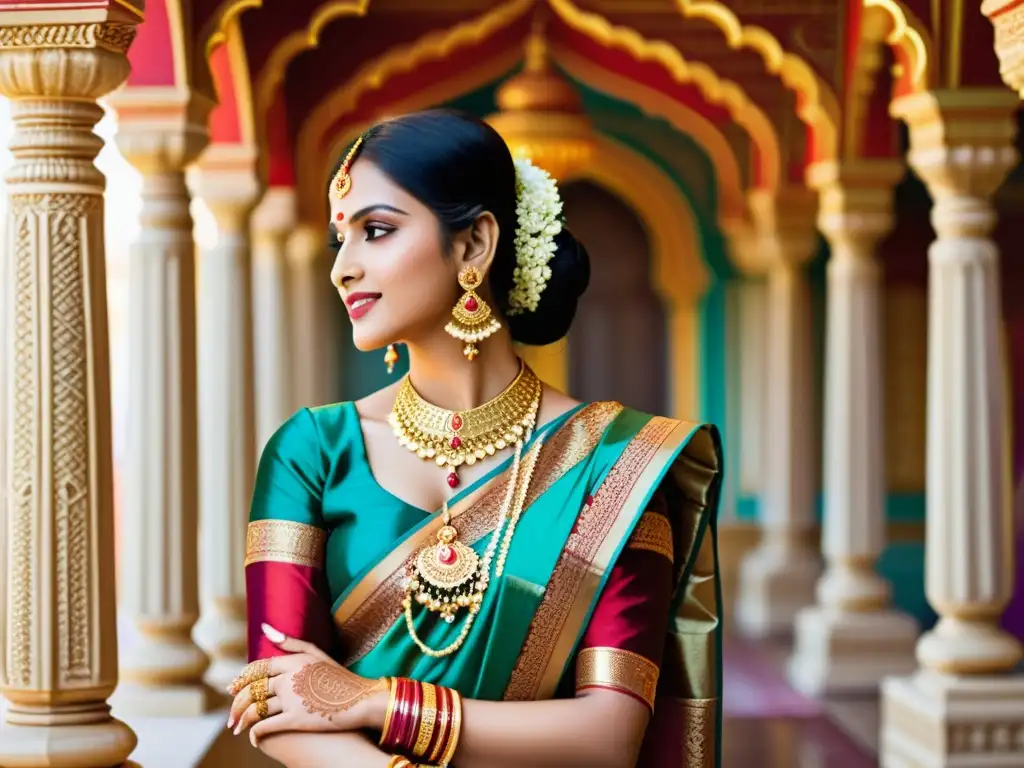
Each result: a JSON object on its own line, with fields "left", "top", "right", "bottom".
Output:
{"left": 291, "top": 661, "right": 387, "bottom": 720}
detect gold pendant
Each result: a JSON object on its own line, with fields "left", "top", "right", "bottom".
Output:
{"left": 407, "top": 512, "right": 482, "bottom": 624}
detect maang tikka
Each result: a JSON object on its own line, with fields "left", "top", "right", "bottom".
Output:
{"left": 444, "top": 267, "right": 500, "bottom": 361}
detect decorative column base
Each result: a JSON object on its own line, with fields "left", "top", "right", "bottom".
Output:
{"left": 112, "top": 624, "right": 213, "bottom": 716}
{"left": 734, "top": 531, "right": 821, "bottom": 638}
{"left": 881, "top": 672, "right": 1024, "bottom": 767}
{"left": 194, "top": 597, "right": 248, "bottom": 693}
{"left": 0, "top": 718, "right": 137, "bottom": 768}
{"left": 788, "top": 608, "right": 918, "bottom": 695}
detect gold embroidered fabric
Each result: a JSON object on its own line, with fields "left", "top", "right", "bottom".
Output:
{"left": 576, "top": 647, "right": 660, "bottom": 711}
{"left": 245, "top": 520, "right": 326, "bottom": 569}
{"left": 627, "top": 511, "right": 673, "bottom": 563}
{"left": 680, "top": 697, "right": 717, "bottom": 768}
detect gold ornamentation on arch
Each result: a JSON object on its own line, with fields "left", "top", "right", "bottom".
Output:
{"left": 669, "top": 0, "right": 840, "bottom": 163}
{"left": 254, "top": 1, "right": 372, "bottom": 130}
{"left": 202, "top": 0, "right": 261, "bottom": 60}
{"left": 863, "top": 0, "right": 931, "bottom": 92}
{"left": 547, "top": 0, "right": 780, "bottom": 193}
{"left": 553, "top": 48, "right": 766, "bottom": 209}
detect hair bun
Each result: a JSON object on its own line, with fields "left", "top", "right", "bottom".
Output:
{"left": 506, "top": 227, "right": 590, "bottom": 346}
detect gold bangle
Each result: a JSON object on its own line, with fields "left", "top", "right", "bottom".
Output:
{"left": 379, "top": 677, "right": 398, "bottom": 747}
{"left": 386, "top": 757, "right": 413, "bottom": 768}
{"left": 413, "top": 682, "right": 438, "bottom": 758}
{"left": 427, "top": 687, "right": 452, "bottom": 764}
{"left": 440, "top": 689, "right": 462, "bottom": 767}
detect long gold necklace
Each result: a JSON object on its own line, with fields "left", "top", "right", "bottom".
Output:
{"left": 388, "top": 361, "right": 541, "bottom": 489}
{"left": 403, "top": 425, "right": 541, "bottom": 658}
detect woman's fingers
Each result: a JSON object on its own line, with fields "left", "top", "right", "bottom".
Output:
{"left": 248, "top": 706, "right": 293, "bottom": 749}
{"left": 228, "top": 675, "right": 276, "bottom": 729}
{"left": 228, "top": 657, "right": 277, "bottom": 696}
{"left": 261, "top": 623, "right": 332, "bottom": 662}
{"left": 234, "top": 695, "right": 284, "bottom": 736}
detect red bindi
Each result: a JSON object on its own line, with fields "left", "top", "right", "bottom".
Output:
{"left": 335, "top": 212, "right": 344, "bottom": 222}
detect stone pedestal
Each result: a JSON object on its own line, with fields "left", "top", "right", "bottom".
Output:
{"left": 788, "top": 160, "right": 918, "bottom": 695}
{"left": 880, "top": 89, "right": 1024, "bottom": 768}
{"left": 105, "top": 87, "right": 214, "bottom": 717}
{"left": 0, "top": 11, "right": 139, "bottom": 766}
{"left": 251, "top": 186, "right": 298, "bottom": 453}
{"left": 188, "top": 144, "right": 262, "bottom": 692}
{"left": 735, "top": 188, "right": 823, "bottom": 639}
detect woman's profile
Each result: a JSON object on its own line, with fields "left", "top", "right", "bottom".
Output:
{"left": 226, "top": 109, "right": 723, "bottom": 768}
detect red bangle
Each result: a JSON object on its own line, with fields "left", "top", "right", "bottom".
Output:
{"left": 429, "top": 685, "right": 452, "bottom": 764}
{"left": 381, "top": 678, "right": 411, "bottom": 752}
{"left": 403, "top": 679, "right": 422, "bottom": 755}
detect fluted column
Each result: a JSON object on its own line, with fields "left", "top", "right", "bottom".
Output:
{"left": 288, "top": 223, "right": 332, "bottom": 410}
{"left": 105, "top": 87, "right": 213, "bottom": 715}
{"left": 788, "top": 160, "right": 918, "bottom": 695}
{"left": 881, "top": 89, "right": 1024, "bottom": 768}
{"left": 0, "top": 14, "right": 138, "bottom": 767}
{"left": 735, "top": 187, "right": 822, "bottom": 638}
{"left": 252, "top": 186, "right": 297, "bottom": 453}
{"left": 984, "top": 0, "right": 1024, "bottom": 98}
{"left": 189, "top": 144, "right": 261, "bottom": 691}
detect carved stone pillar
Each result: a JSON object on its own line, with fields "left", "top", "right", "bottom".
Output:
{"left": 0, "top": 14, "right": 139, "bottom": 767}
{"left": 188, "top": 144, "right": 261, "bottom": 691}
{"left": 288, "top": 223, "right": 330, "bottom": 410}
{"left": 788, "top": 160, "right": 918, "bottom": 695}
{"left": 983, "top": 0, "right": 1024, "bottom": 97}
{"left": 881, "top": 89, "right": 1024, "bottom": 768}
{"left": 251, "top": 186, "right": 298, "bottom": 453}
{"left": 105, "top": 87, "right": 213, "bottom": 715}
{"left": 735, "top": 188, "right": 822, "bottom": 638}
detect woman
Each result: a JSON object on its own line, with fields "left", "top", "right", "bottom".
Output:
{"left": 228, "top": 110, "right": 723, "bottom": 768}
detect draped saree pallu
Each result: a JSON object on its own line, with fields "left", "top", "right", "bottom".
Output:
{"left": 245, "top": 400, "right": 724, "bottom": 767}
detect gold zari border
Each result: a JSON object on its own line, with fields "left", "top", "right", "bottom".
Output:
{"left": 627, "top": 511, "right": 674, "bottom": 563}
{"left": 680, "top": 697, "right": 717, "bottom": 768}
{"left": 576, "top": 647, "right": 659, "bottom": 711}
{"left": 245, "top": 520, "right": 326, "bottom": 569}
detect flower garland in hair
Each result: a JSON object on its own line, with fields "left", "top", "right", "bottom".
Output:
{"left": 508, "top": 157, "right": 563, "bottom": 315}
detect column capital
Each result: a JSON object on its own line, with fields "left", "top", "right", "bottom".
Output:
{"left": 720, "top": 217, "right": 761, "bottom": 276}
{"left": 252, "top": 186, "right": 299, "bottom": 240}
{"left": 0, "top": 16, "right": 136, "bottom": 100}
{"left": 188, "top": 143, "right": 262, "bottom": 233}
{"left": 288, "top": 222, "right": 328, "bottom": 267}
{"left": 808, "top": 159, "right": 904, "bottom": 248}
{"left": 107, "top": 87, "right": 213, "bottom": 173}
{"left": 748, "top": 186, "right": 819, "bottom": 269}
{"left": 983, "top": 0, "right": 1024, "bottom": 96}
{"left": 891, "top": 89, "right": 1020, "bottom": 203}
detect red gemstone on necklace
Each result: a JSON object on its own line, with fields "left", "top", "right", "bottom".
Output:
{"left": 447, "top": 472, "right": 460, "bottom": 489}
{"left": 451, "top": 414, "right": 463, "bottom": 431}
{"left": 438, "top": 545, "right": 457, "bottom": 565}
{"left": 450, "top": 436, "right": 462, "bottom": 449}
{"left": 464, "top": 296, "right": 478, "bottom": 312}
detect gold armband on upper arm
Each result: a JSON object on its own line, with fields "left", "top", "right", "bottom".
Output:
{"left": 575, "top": 647, "right": 660, "bottom": 711}
{"left": 245, "top": 520, "right": 326, "bottom": 569}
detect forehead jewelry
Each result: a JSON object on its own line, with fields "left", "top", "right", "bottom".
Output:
{"left": 332, "top": 135, "right": 364, "bottom": 201}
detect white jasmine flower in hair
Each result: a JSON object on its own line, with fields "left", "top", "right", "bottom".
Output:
{"left": 508, "top": 157, "right": 563, "bottom": 315}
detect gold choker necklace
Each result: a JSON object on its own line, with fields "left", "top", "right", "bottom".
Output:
{"left": 388, "top": 362, "right": 542, "bottom": 489}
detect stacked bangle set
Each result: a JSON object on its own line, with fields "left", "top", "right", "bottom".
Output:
{"left": 380, "top": 677, "right": 462, "bottom": 767}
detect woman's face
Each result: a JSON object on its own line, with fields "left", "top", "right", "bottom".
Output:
{"left": 328, "top": 159, "right": 458, "bottom": 351}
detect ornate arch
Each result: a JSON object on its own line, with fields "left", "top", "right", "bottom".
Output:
{"left": 207, "top": 16, "right": 257, "bottom": 145}
{"left": 842, "top": 0, "right": 933, "bottom": 159}
{"left": 667, "top": 0, "right": 841, "bottom": 162}
{"left": 202, "top": 0, "right": 261, "bottom": 58}
{"left": 548, "top": 3, "right": 780, "bottom": 194}
{"left": 554, "top": 49, "right": 763, "bottom": 214}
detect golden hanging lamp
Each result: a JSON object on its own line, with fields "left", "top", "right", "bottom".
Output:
{"left": 486, "top": 13, "right": 595, "bottom": 181}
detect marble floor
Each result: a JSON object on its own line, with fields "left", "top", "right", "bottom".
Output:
{"left": 721, "top": 636, "right": 878, "bottom": 767}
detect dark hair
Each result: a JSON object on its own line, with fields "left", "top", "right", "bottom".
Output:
{"left": 328, "top": 109, "right": 589, "bottom": 345}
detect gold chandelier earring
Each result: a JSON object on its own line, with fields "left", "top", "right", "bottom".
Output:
{"left": 444, "top": 266, "right": 500, "bottom": 361}
{"left": 384, "top": 344, "right": 399, "bottom": 374}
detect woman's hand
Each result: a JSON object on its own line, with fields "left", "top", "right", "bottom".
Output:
{"left": 227, "top": 623, "right": 389, "bottom": 748}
